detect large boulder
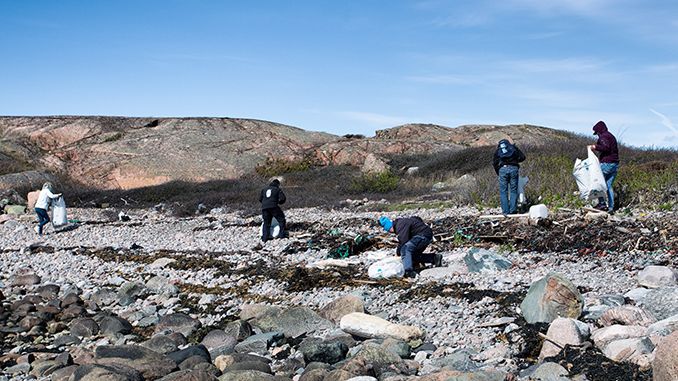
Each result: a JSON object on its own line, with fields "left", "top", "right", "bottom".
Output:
{"left": 234, "top": 332, "right": 284, "bottom": 355}
{"left": 94, "top": 345, "right": 177, "bottom": 379}
{"left": 340, "top": 313, "right": 424, "bottom": 342}
{"left": 637, "top": 266, "right": 676, "bottom": 288}
{"left": 463, "top": 248, "right": 512, "bottom": 273}
{"left": 520, "top": 273, "right": 583, "bottom": 324}
{"left": 217, "top": 370, "right": 278, "bottom": 381}
{"left": 70, "top": 363, "right": 143, "bottom": 381}
{"left": 539, "top": 318, "right": 589, "bottom": 359}
{"left": 653, "top": 331, "right": 678, "bottom": 381}
{"left": 598, "top": 306, "right": 656, "bottom": 327}
{"left": 339, "top": 342, "right": 408, "bottom": 378}
{"left": 251, "top": 306, "right": 332, "bottom": 338}
{"left": 591, "top": 325, "right": 648, "bottom": 348}
{"left": 154, "top": 313, "right": 202, "bottom": 337}
{"left": 319, "top": 295, "right": 365, "bottom": 324}
{"left": 601, "top": 337, "right": 654, "bottom": 369}
{"left": 639, "top": 286, "right": 678, "bottom": 320}
{"left": 298, "top": 337, "right": 349, "bottom": 364}
{"left": 157, "top": 369, "right": 218, "bottom": 381}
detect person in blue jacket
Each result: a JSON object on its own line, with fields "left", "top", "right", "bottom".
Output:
{"left": 379, "top": 216, "right": 442, "bottom": 278}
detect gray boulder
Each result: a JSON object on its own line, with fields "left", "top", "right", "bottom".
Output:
{"left": 167, "top": 344, "right": 211, "bottom": 365}
{"left": 117, "top": 282, "right": 146, "bottom": 306}
{"left": 253, "top": 306, "right": 332, "bottom": 338}
{"left": 520, "top": 273, "right": 583, "bottom": 324}
{"left": 70, "top": 363, "right": 143, "bottom": 381}
{"left": 234, "top": 332, "right": 284, "bottom": 355}
{"left": 94, "top": 345, "right": 177, "bottom": 379}
{"left": 201, "top": 329, "right": 238, "bottom": 357}
{"left": 99, "top": 316, "right": 133, "bottom": 337}
{"left": 154, "top": 313, "right": 202, "bottom": 337}
{"left": 141, "top": 332, "right": 188, "bottom": 354}
{"left": 638, "top": 286, "right": 678, "bottom": 320}
{"left": 70, "top": 318, "right": 99, "bottom": 338}
{"left": 339, "top": 342, "right": 408, "bottom": 378}
{"left": 158, "top": 369, "right": 218, "bottom": 381}
{"left": 217, "top": 370, "right": 279, "bottom": 381}
{"left": 464, "top": 248, "right": 512, "bottom": 273}
{"left": 223, "top": 320, "right": 252, "bottom": 341}
{"left": 299, "top": 337, "right": 349, "bottom": 364}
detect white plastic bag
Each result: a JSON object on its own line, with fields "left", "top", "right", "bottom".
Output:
{"left": 573, "top": 148, "right": 608, "bottom": 202}
{"left": 518, "top": 176, "right": 529, "bottom": 204}
{"left": 260, "top": 217, "right": 280, "bottom": 238}
{"left": 52, "top": 196, "right": 68, "bottom": 227}
{"left": 368, "top": 256, "right": 405, "bottom": 279}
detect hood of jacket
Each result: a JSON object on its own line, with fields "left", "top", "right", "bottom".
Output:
{"left": 593, "top": 121, "right": 608, "bottom": 135}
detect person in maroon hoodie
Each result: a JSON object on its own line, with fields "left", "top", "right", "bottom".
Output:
{"left": 588, "top": 121, "right": 619, "bottom": 212}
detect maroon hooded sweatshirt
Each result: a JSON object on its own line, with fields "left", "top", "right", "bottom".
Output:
{"left": 593, "top": 121, "right": 619, "bottom": 163}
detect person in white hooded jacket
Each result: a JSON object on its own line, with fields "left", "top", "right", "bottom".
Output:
{"left": 34, "top": 182, "right": 61, "bottom": 235}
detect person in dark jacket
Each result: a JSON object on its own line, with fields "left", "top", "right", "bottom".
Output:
{"left": 379, "top": 216, "right": 442, "bottom": 278}
{"left": 259, "top": 178, "right": 287, "bottom": 242}
{"left": 588, "top": 121, "right": 619, "bottom": 212}
{"left": 492, "top": 138, "right": 526, "bottom": 214}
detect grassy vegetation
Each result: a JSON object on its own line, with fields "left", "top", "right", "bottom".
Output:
{"left": 255, "top": 156, "right": 315, "bottom": 178}
{"left": 350, "top": 171, "right": 400, "bottom": 193}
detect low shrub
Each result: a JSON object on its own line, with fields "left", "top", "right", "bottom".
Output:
{"left": 350, "top": 171, "right": 400, "bottom": 193}
{"left": 255, "top": 156, "right": 315, "bottom": 178}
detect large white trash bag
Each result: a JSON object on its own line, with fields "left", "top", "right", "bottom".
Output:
{"left": 52, "top": 196, "right": 68, "bottom": 227}
{"left": 573, "top": 147, "right": 608, "bottom": 202}
{"left": 260, "top": 217, "right": 280, "bottom": 238}
{"left": 368, "top": 256, "right": 405, "bottom": 279}
{"left": 518, "top": 176, "right": 529, "bottom": 205}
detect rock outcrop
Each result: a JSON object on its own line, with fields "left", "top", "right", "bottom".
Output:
{"left": 0, "top": 116, "right": 570, "bottom": 191}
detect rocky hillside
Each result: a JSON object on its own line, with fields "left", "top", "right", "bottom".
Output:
{"left": 0, "top": 116, "right": 571, "bottom": 190}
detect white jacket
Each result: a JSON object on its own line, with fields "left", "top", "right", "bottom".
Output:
{"left": 35, "top": 188, "right": 60, "bottom": 210}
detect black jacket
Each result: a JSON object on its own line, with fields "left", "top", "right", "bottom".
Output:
{"left": 493, "top": 140, "right": 526, "bottom": 175}
{"left": 259, "top": 183, "right": 286, "bottom": 209}
{"left": 393, "top": 217, "right": 433, "bottom": 254}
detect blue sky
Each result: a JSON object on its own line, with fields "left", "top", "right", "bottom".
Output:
{"left": 2, "top": 0, "right": 677, "bottom": 147}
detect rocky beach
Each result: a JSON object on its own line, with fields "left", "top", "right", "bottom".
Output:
{"left": 1, "top": 203, "right": 676, "bottom": 380}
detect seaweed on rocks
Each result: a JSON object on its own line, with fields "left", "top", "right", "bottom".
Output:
{"left": 432, "top": 212, "right": 677, "bottom": 254}
{"left": 546, "top": 345, "right": 653, "bottom": 381}
{"left": 398, "top": 282, "right": 524, "bottom": 310}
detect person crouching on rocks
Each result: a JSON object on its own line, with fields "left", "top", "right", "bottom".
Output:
{"left": 259, "top": 178, "right": 287, "bottom": 242}
{"left": 379, "top": 216, "right": 442, "bottom": 278}
{"left": 34, "top": 182, "right": 61, "bottom": 236}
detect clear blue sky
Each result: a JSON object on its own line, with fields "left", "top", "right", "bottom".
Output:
{"left": 2, "top": 0, "right": 677, "bottom": 147}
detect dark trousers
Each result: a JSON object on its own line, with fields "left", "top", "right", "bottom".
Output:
{"left": 35, "top": 207, "right": 50, "bottom": 235}
{"left": 262, "top": 207, "right": 286, "bottom": 241}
